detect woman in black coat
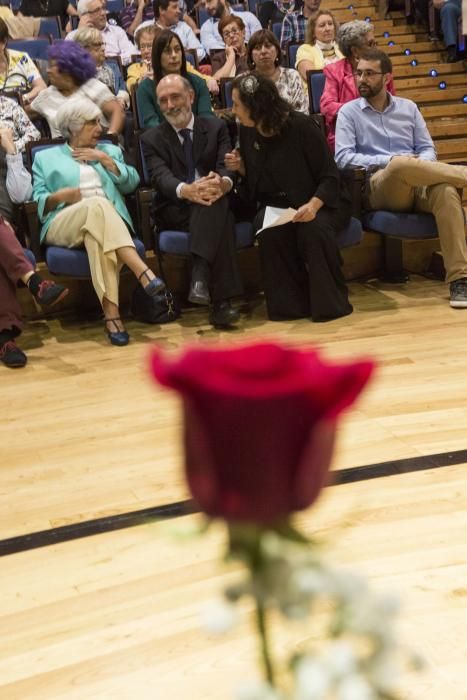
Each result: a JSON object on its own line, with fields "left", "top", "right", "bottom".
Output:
{"left": 226, "top": 73, "right": 353, "bottom": 322}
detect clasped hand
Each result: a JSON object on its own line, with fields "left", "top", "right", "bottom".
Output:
{"left": 182, "top": 172, "right": 227, "bottom": 206}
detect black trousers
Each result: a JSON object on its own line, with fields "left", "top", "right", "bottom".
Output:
{"left": 257, "top": 205, "right": 353, "bottom": 322}
{"left": 157, "top": 196, "right": 244, "bottom": 303}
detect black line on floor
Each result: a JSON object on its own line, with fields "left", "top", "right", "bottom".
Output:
{"left": 2, "top": 448, "right": 467, "bottom": 557}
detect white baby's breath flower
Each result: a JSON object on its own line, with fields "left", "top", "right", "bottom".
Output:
{"left": 329, "top": 571, "right": 369, "bottom": 602}
{"left": 368, "top": 653, "right": 399, "bottom": 694}
{"left": 336, "top": 673, "right": 376, "bottom": 700}
{"left": 201, "top": 598, "right": 238, "bottom": 634}
{"left": 323, "top": 641, "right": 356, "bottom": 680}
{"left": 236, "top": 680, "right": 284, "bottom": 700}
{"left": 294, "top": 567, "right": 329, "bottom": 596}
{"left": 294, "top": 656, "right": 332, "bottom": 699}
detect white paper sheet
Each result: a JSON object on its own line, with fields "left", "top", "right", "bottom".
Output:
{"left": 256, "top": 206, "right": 297, "bottom": 236}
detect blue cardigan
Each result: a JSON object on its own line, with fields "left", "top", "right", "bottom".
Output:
{"left": 32, "top": 143, "right": 140, "bottom": 243}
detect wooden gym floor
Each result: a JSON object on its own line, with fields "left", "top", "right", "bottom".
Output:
{"left": 1, "top": 275, "right": 467, "bottom": 698}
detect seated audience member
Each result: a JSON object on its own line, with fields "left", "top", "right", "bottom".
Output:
{"left": 66, "top": 0, "right": 136, "bottom": 66}
{"left": 200, "top": 0, "right": 261, "bottom": 54}
{"left": 280, "top": 0, "right": 321, "bottom": 51}
{"left": 432, "top": 0, "right": 461, "bottom": 62}
{"left": 0, "top": 94, "right": 40, "bottom": 152}
{"left": 73, "top": 27, "right": 130, "bottom": 110}
{"left": 141, "top": 75, "right": 243, "bottom": 328}
{"left": 0, "top": 18, "right": 46, "bottom": 106}
{"left": 320, "top": 20, "right": 395, "bottom": 151}
{"left": 211, "top": 15, "right": 248, "bottom": 80}
{"left": 136, "top": 29, "right": 214, "bottom": 129}
{"left": 227, "top": 73, "right": 352, "bottom": 323}
{"left": 18, "top": 0, "right": 77, "bottom": 28}
{"left": 30, "top": 41, "right": 125, "bottom": 138}
{"left": 120, "top": 0, "right": 155, "bottom": 38}
{"left": 0, "top": 123, "right": 68, "bottom": 368}
{"left": 295, "top": 11, "right": 342, "bottom": 86}
{"left": 136, "top": 0, "right": 206, "bottom": 62}
{"left": 335, "top": 49, "right": 467, "bottom": 309}
{"left": 32, "top": 98, "right": 165, "bottom": 346}
{"left": 258, "top": 0, "right": 299, "bottom": 30}
{"left": 247, "top": 29, "right": 308, "bottom": 113}
{"left": 127, "top": 24, "right": 160, "bottom": 90}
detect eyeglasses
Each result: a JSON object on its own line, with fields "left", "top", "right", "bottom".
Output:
{"left": 90, "top": 41, "right": 104, "bottom": 48}
{"left": 140, "top": 42, "right": 153, "bottom": 50}
{"left": 223, "top": 29, "right": 240, "bottom": 39}
{"left": 353, "top": 69, "right": 383, "bottom": 78}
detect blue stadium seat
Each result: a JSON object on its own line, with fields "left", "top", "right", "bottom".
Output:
{"left": 8, "top": 38, "right": 52, "bottom": 62}
{"left": 39, "top": 17, "right": 61, "bottom": 40}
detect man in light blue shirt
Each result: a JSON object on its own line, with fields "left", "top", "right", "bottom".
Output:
{"left": 335, "top": 48, "right": 467, "bottom": 309}
{"left": 138, "top": 0, "right": 206, "bottom": 61}
{"left": 200, "top": 0, "right": 261, "bottom": 53}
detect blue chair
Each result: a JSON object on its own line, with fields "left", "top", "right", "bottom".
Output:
{"left": 221, "top": 78, "right": 233, "bottom": 108}
{"left": 185, "top": 51, "right": 197, "bottom": 68}
{"left": 23, "top": 248, "right": 36, "bottom": 268}
{"left": 26, "top": 139, "right": 146, "bottom": 278}
{"left": 287, "top": 42, "right": 301, "bottom": 68}
{"left": 106, "top": 0, "right": 124, "bottom": 11}
{"left": 39, "top": 17, "right": 61, "bottom": 40}
{"left": 8, "top": 38, "right": 52, "bottom": 62}
{"left": 306, "top": 70, "right": 325, "bottom": 114}
{"left": 362, "top": 210, "right": 439, "bottom": 281}
{"left": 196, "top": 6, "right": 209, "bottom": 26}
{"left": 272, "top": 22, "right": 282, "bottom": 42}
{"left": 247, "top": 0, "right": 257, "bottom": 12}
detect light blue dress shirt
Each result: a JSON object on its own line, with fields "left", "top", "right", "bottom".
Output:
{"left": 200, "top": 10, "right": 262, "bottom": 52}
{"left": 335, "top": 94, "right": 436, "bottom": 170}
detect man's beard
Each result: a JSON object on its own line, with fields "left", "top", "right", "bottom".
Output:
{"left": 164, "top": 105, "right": 191, "bottom": 129}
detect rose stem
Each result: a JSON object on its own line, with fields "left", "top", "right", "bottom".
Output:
{"left": 255, "top": 596, "right": 275, "bottom": 687}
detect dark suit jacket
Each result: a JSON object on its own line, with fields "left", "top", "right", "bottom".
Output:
{"left": 141, "top": 116, "right": 235, "bottom": 204}
{"left": 238, "top": 111, "right": 351, "bottom": 212}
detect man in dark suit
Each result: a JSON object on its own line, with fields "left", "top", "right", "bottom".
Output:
{"left": 141, "top": 74, "right": 243, "bottom": 328}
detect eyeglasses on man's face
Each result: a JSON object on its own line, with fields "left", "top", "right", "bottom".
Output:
{"left": 354, "top": 69, "right": 383, "bottom": 78}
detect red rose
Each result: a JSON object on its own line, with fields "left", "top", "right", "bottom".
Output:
{"left": 150, "top": 342, "right": 374, "bottom": 524}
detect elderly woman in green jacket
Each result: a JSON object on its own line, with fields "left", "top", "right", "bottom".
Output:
{"left": 32, "top": 96, "right": 165, "bottom": 346}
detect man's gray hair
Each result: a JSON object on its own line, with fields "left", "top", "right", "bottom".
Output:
{"left": 77, "top": 0, "right": 98, "bottom": 17}
{"left": 56, "top": 96, "right": 102, "bottom": 139}
{"left": 337, "top": 20, "right": 374, "bottom": 57}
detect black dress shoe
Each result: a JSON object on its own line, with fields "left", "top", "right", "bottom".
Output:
{"left": 209, "top": 301, "right": 240, "bottom": 328}
{"left": 188, "top": 279, "right": 211, "bottom": 305}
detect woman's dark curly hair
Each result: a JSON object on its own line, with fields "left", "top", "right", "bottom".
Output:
{"left": 152, "top": 30, "right": 187, "bottom": 84}
{"left": 232, "top": 72, "right": 290, "bottom": 135}
{"left": 246, "top": 29, "right": 281, "bottom": 70}
{"left": 48, "top": 41, "right": 96, "bottom": 86}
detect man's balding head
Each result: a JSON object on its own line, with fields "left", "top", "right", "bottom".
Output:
{"left": 156, "top": 74, "right": 194, "bottom": 129}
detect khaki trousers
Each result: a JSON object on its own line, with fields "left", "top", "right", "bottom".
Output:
{"left": 368, "top": 157, "right": 467, "bottom": 283}
{"left": 46, "top": 197, "right": 135, "bottom": 305}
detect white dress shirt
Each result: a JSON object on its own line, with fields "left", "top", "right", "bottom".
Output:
{"left": 66, "top": 23, "right": 136, "bottom": 65}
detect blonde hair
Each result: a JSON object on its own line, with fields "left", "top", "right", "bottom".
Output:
{"left": 73, "top": 26, "right": 102, "bottom": 48}
{"left": 306, "top": 11, "right": 339, "bottom": 45}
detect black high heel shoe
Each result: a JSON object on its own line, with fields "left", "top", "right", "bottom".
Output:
{"left": 138, "top": 268, "right": 165, "bottom": 297}
{"left": 105, "top": 318, "right": 130, "bottom": 346}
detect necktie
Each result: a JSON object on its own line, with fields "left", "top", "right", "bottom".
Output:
{"left": 179, "top": 128, "right": 195, "bottom": 184}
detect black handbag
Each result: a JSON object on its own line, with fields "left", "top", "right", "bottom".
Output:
{"left": 130, "top": 284, "right": 180, "bottom": 324}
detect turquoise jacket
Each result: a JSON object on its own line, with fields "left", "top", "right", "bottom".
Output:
{"left": 32, "top": 143, "right": 140, "bottom": 243}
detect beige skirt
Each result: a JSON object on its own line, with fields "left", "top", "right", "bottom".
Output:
{"left": 46, "top": 196, "right": 135, "bottom": 306}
